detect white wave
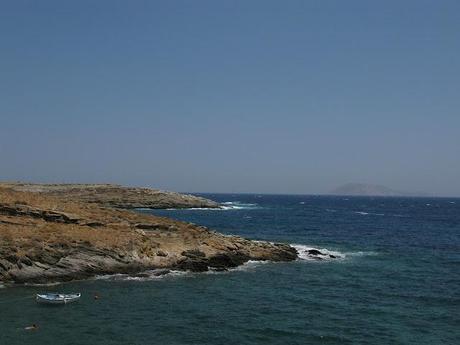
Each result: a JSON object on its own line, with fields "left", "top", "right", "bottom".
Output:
{"left": 94, "top": 270, "right": 188, "bottom": 282}
{"left": 299, "top": 202, "right": 306, "bottom": 204}
{"left": 159, "top": 202, "right": 261, "bottom": 211}
{"left": 354, "top": 211, "right": 384, "bottom": 216}
{"left": 219, "top": 201, "right": 261, "bottom": 210}
{"left": 161, "top": 206, "right": 239, "bottom": 211}
{"left": 292, "top": 244, "right": 377, "bottom": 262}
{"left": 231, "top": 260, "right": 270, "bottom": 272}
{"left": 136, "top": 206, "right": 246, "bottom": 211}
{"left": 94, "top": 273, "right": 126, "bottom": 280}
{"left": 166, "top": 207, "right": 224, "bottom": 211}
{"left": 292, "top": 244, "right": 345, "bottom": 261}
{"left": 94, "top": 261, "right": 272, "bottom": 281}
{"left": 24, "top": 281, "right": 62, "bottom": 287}
{"left": 123, "top": 270, "right": 188, "bottom": 281}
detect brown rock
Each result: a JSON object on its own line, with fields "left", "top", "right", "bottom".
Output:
{"left": 0, "top": 186, "right": 298, "bottom": 284}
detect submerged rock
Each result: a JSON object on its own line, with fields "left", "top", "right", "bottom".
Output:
{"left": 306, "top": 249, "right": 324, "bottom": 256}
{"left": 151, "top": 269, "right": 170, "bottom": 276}
{"left": 302, "top": 249, "right": 339, "bottom": 260}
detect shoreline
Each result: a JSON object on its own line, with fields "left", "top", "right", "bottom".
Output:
{"left": 0, "top": 186, "right": 297, "bottom": 285}
{"left": 0, "top": 182, "right": 222, "bottom": 210}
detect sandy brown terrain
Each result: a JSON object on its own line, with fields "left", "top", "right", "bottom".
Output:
{"left": 0, "top": 182, "right": 221, "bottom": 209}
{"left": 0, "top": 187, "right": 297, "bottom": 284}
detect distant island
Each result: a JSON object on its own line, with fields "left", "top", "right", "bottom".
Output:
{"left": 329, "top": 183, "right": 429, "bottom": 197}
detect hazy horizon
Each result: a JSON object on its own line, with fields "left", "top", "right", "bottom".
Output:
{"left": 1, "top": 180, "right": 457, "bottom": 198}
{"left": 1, "top": 1, "right": 459, "bottom": 196}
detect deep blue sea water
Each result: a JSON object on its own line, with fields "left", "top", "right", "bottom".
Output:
{"left": 1, "top": 195, "right": 459, "bottom": 345}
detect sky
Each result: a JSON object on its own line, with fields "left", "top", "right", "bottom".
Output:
{"left": 1, "top": 1, "right": 459, "bottom": 196}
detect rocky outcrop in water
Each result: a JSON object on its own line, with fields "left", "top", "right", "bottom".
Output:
{"left": 0, "top": 188, "right": 297, "bottom": 284}
{"left": 303, "top": 249, "right": 337, "bottom": 260}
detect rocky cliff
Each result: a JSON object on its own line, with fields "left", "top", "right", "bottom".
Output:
{"left": 0, "top": 187, "right": 297, "bottom": 284}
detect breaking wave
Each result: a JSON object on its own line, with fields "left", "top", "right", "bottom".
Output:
{"left": 93, "top": 262, "right": 273, "bottom": 282}
{"left": 159, "top": 202, "right": 262, "bottom": 211}
{"left": 354, "top": 211, "right": 385, "bottom": 216}
{"left": 292, "top": 244, "right": 377, "bottom": 262}
{"left": 94, "top": 270, "right": 188, "bottom": 282}
{"left": 220, "top": 201, "right": 261, "bottom": 210}
{"left": 24, "top": 281, "right": 62, "bottom": 287}
{"left": 231, "top": 260, "right": 270, "bottom": 272}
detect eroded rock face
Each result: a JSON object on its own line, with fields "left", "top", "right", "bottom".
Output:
{"left": 0, "top": 204, "right": 81, "bottom": 224}
{"left": 0, "top": 188, "right": 297, "bottom": 284}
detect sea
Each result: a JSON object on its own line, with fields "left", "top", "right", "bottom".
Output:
{"left": 1, "top": 194, "right": 459, "bottom": 345}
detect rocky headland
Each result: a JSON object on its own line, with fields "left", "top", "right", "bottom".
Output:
{"left": 0, "top": 186, "right": 297, "bottom": 285}
{"left": 0, "top": 182, "right": 221, "bottom": 209}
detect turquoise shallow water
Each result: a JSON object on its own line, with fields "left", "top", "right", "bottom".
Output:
{"left": 1, "top": 195, "right": 459, "bottom": 344}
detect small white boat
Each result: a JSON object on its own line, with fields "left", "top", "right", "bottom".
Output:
{"left": 36, "top": 293, "right": 81, "bottom": 305}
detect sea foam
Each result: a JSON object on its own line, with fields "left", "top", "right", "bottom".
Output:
{"left": 354, "top": 211, "right": 385, "bottom": 216}
{"left": 292, "top": 244, "right": 377, "bottom": 262}
{"left": 94, "top": 270, "right": 188, "bottom": 282}
{"left": 220, "top": 201, "right": 261, "bottom": 210}
{"left": 159, "top": 201, "right": 262, "bottom": 211}
{"left": 292, "top": 244, "right": 346, "bottom": 261}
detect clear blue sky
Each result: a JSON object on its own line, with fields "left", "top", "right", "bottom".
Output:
{"left": 1, "top": 1, "right": 459, "bottom": 195}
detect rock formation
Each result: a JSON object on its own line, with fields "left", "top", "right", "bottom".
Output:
{"left": 0, "top": 187, "right": 297, "bottom": 284}
{"left": 0, "top": 183, "right": 221, "bottom": 209}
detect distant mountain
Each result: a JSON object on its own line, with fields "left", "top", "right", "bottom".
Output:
{"left": 329, "top": 183, "right": 428, "bottom": 197}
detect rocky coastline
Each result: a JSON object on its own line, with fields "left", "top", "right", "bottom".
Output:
{"left": 0, "top": 183, "right": 221, "bottom": 209}
{"left": 0, "top": 186, "right": 298, "bottom": 285}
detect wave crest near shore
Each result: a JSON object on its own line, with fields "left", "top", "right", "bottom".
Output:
{"left": 292, "top": 244, "right": 377, "bottom": 262}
